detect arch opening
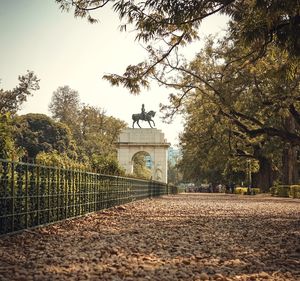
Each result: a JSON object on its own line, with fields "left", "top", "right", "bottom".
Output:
{"left": 132, "top": 151, "right": 152, "bottom": 179}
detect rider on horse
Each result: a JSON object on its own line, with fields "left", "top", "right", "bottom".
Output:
{"left": 132, "top": 104, "right": 156, "bottom": 128}
{"left": 141, "top": 104, "right": 146, "bottom": 120}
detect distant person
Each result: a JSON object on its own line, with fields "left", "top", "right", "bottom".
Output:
{"left": 230, "top": 183, "right": 235, "bottom": 194}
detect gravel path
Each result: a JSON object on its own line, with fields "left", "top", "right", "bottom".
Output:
{"left": 0, "top": 193, "right": 299, "bottom": 281}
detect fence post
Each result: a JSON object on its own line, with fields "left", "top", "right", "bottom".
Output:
{"left": 11, "top": 161, "right": 15, "bottom": 233}
{"left": 25, "top": 163, "right": 28, "bottom": 229}
{"left": 37, "top": 165, "right": 40, "bottom": 226}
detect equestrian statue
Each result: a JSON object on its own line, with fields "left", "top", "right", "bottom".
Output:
{"left": 132, "top": 104, "right": 156, "bottom": 128}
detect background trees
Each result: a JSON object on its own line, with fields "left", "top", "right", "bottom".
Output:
{"left": 76, "top": 105, "right": 126, "bottom": 173}
{"left": 170, "top": 40, "right": 299, "bottom": 189}
{"left": 0, "top": 71, "right": 40, "bottom": 159}
{"left": 0, "top": 114, "right": 19, "bottom": 159}
{"left": 56, "top": 0, "right": 300, "bottom": 93}
{"left": 14, "top": 113, "right": 78, "bottom": 160}
{"left": 48, "top": 86, "right": 126, "bottom": 174}
{"left": 55, "top": 0, "right": 300, "bottom": 188}
{"left": 0, "top": 76, "right": 126, "bottom": 175}
{"left": 49, "top": 85, "right": 81, "bottom": 135}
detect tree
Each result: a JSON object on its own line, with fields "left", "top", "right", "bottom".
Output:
{"left": 168, "top": 38, "right": 300, "bottom": 189}
{"left": 36, "top": 151, "right": 88, "bottom": 170}
{"left": 91, "top": 154, "right": 125, "bottom": 175}
{"left": 0, "top": 113, "right": 22, "bottom": 160}
{"left": 49, "top": 86, "right": 127, "bottom": 171}
{"left": 49, "top": 85, "right": 81, "bottom": 129}
{"left": 15, "top": 113, "right": 78, "bottom": 160}
{"left": 0, "top": 71, "right": 39, "bottom": 114}
{"left": 56, "top": 0, "right": 300, "bottom": 93}
{"left": 168, "top": 149, "right": 182, "bottom": 184}
{"left": 177, "top": 91, "right": 274, "bottom": 190}
{"left": 55, "top": 0, "right": 300, "bottom": 186}
{"left": 76, "top": 105, "right": 126, "bottom": 161}
{"left": 0, "top": 71, "right": 39, "bottom": 159}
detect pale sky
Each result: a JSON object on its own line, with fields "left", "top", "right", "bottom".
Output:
{"left": 0, "top": 0, "right": 228, "bottom": 146}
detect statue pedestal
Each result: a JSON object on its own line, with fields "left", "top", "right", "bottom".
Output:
{"left": 116, "top": 128, "right": 170, "bottom": 183}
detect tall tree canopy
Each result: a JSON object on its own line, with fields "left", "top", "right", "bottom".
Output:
{"left": 48, "top": 87, "right": 127, "bottom": 173}
{"left": 56, "top": 0, "right": 300, "bottom": 93}
{"left": 55, "top": 0, "right": 300, "bottom": 185}
{"left": 173, "top": 38, "right": 299, "bottom": 188}
{"left": 49, "top": 85, "right": 81, "bottom": 126}
{"left": 15, "top": 113, "right": 78, "bottom": 159}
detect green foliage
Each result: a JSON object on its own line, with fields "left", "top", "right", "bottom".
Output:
{"left": 49, "top": 85, "right": 80, "bottom": 129}
{"left": 56, "top": 0, "right": 300, "bottom": 94}
{"left": 48, "top": 89, "right": 126, "bottom": 168}
{"left": 270, "top": 185, "right": 300, "bottom": 198}
{"left": 167, "top": 162, "right": 182, "bottom": 185}
{"left": 0, "top": 78, "right": 126, "bottom": 177}
{"left": 0, "top": 158, "right": 169, "bottom": 235}
{"left": 0, "top": 71, "right": 39, "bottom": 160}
{"left": 55, "top": 0, "right": 300, "bottom": 183}
{"left": 91, "top": 154, "right": 125, "bottom": 176}
{"left": 0, "top": 71, "right": 39, "bottom": 114}
{"left": 76, "top": 105, "right": 126, "bottom": 160}
{"left": 15, "top": 113, "right": 78, "bottom": 159}
{"left": 35, "top": 151, "right": 88, "bottom": 170}
{"left": 270, "top": 185, "right": 290, "bottom": 197}
{"left": 290, "top": 185, "right": 300, "bottom": 199}
{"left": 0, "top": 113, "right": 24, "bottom": 160}
{"left": 132, "top": 152, "right": 152, "bottom": 180}
{"left": 235, "top": 187, "right": 261, "bottom": 195}
{"left": 167, "top": 37, "right": 300, "bottom": 187}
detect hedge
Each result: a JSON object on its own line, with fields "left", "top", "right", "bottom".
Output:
{"left": 270, "top": 185, "right": 300, "bottom": 199}
{"left": 289, "top": 185, "right": 300, "bottom": 199}
{"left": 235, "top": 187, "right": 261, "bottom": 195}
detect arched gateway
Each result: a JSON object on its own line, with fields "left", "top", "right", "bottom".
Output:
{"left": 116, "top": 128, "right": 170, "bottom": 183}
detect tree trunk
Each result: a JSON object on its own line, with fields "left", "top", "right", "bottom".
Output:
{"left": 282, "top": 115, "right": 299, "bottom": 185}
{"left": 253, "top": 156, "right": 274, "bottom": 192}
{"left": 252, "top": 145, "right": 274, "bottom": 192}
{"left": 282, "top": 144, "right": 298, "bottom": 184}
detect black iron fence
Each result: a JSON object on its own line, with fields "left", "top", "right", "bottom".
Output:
{"left": 0, "top": 159, "right": 176, "bottom": 235}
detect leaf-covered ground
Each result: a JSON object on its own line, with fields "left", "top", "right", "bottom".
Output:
{"left": 0, "top": 194, "right": 299, "bottom": 281}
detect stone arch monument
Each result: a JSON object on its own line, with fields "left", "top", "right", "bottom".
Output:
{"left": 116, "top": 128, "right": 170, "bottom": 183}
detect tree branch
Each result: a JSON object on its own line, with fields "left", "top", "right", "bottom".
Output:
{"left": 71, "top": 0, "right": 110, "bottom": 11}
{"left": 289, "top": 104, "right": 300, "bottom": 127}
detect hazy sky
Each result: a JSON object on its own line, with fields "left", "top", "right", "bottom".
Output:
{"left": 0, "top": 0, "right": 228, "bottom": 146}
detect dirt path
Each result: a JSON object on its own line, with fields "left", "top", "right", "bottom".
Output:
{"left": 0, "top": 193, "right": 299, "bottom": 281}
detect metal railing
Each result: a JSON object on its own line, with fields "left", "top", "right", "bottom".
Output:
{"left": 0, "top": 159, "right": 175, "bottom": 235}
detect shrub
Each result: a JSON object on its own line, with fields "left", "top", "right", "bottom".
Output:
{"left": 269, "top": 186, "right": 277, "bottom": 196}
{"left": 235, "top": 187, "right": 260, "bottom": 195}
{"left": 270, "top": 185, "right": 290, "bottom": 197}
{"left": 235, "top": 187, "right": 247, "bottom": 194}
{"left": 36, "top": 151, "right": 89, "bottom": 170}
{"left": 289, "top": 185, "right": 300, "bottom": 199}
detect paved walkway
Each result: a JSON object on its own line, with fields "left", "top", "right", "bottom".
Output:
{"left": 0, "top": 193, "right": 299, "bottom": 281}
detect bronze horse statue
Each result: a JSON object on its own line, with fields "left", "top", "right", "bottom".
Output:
{"left": 132, "top": 110, "right": 156, "bottom": 128}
